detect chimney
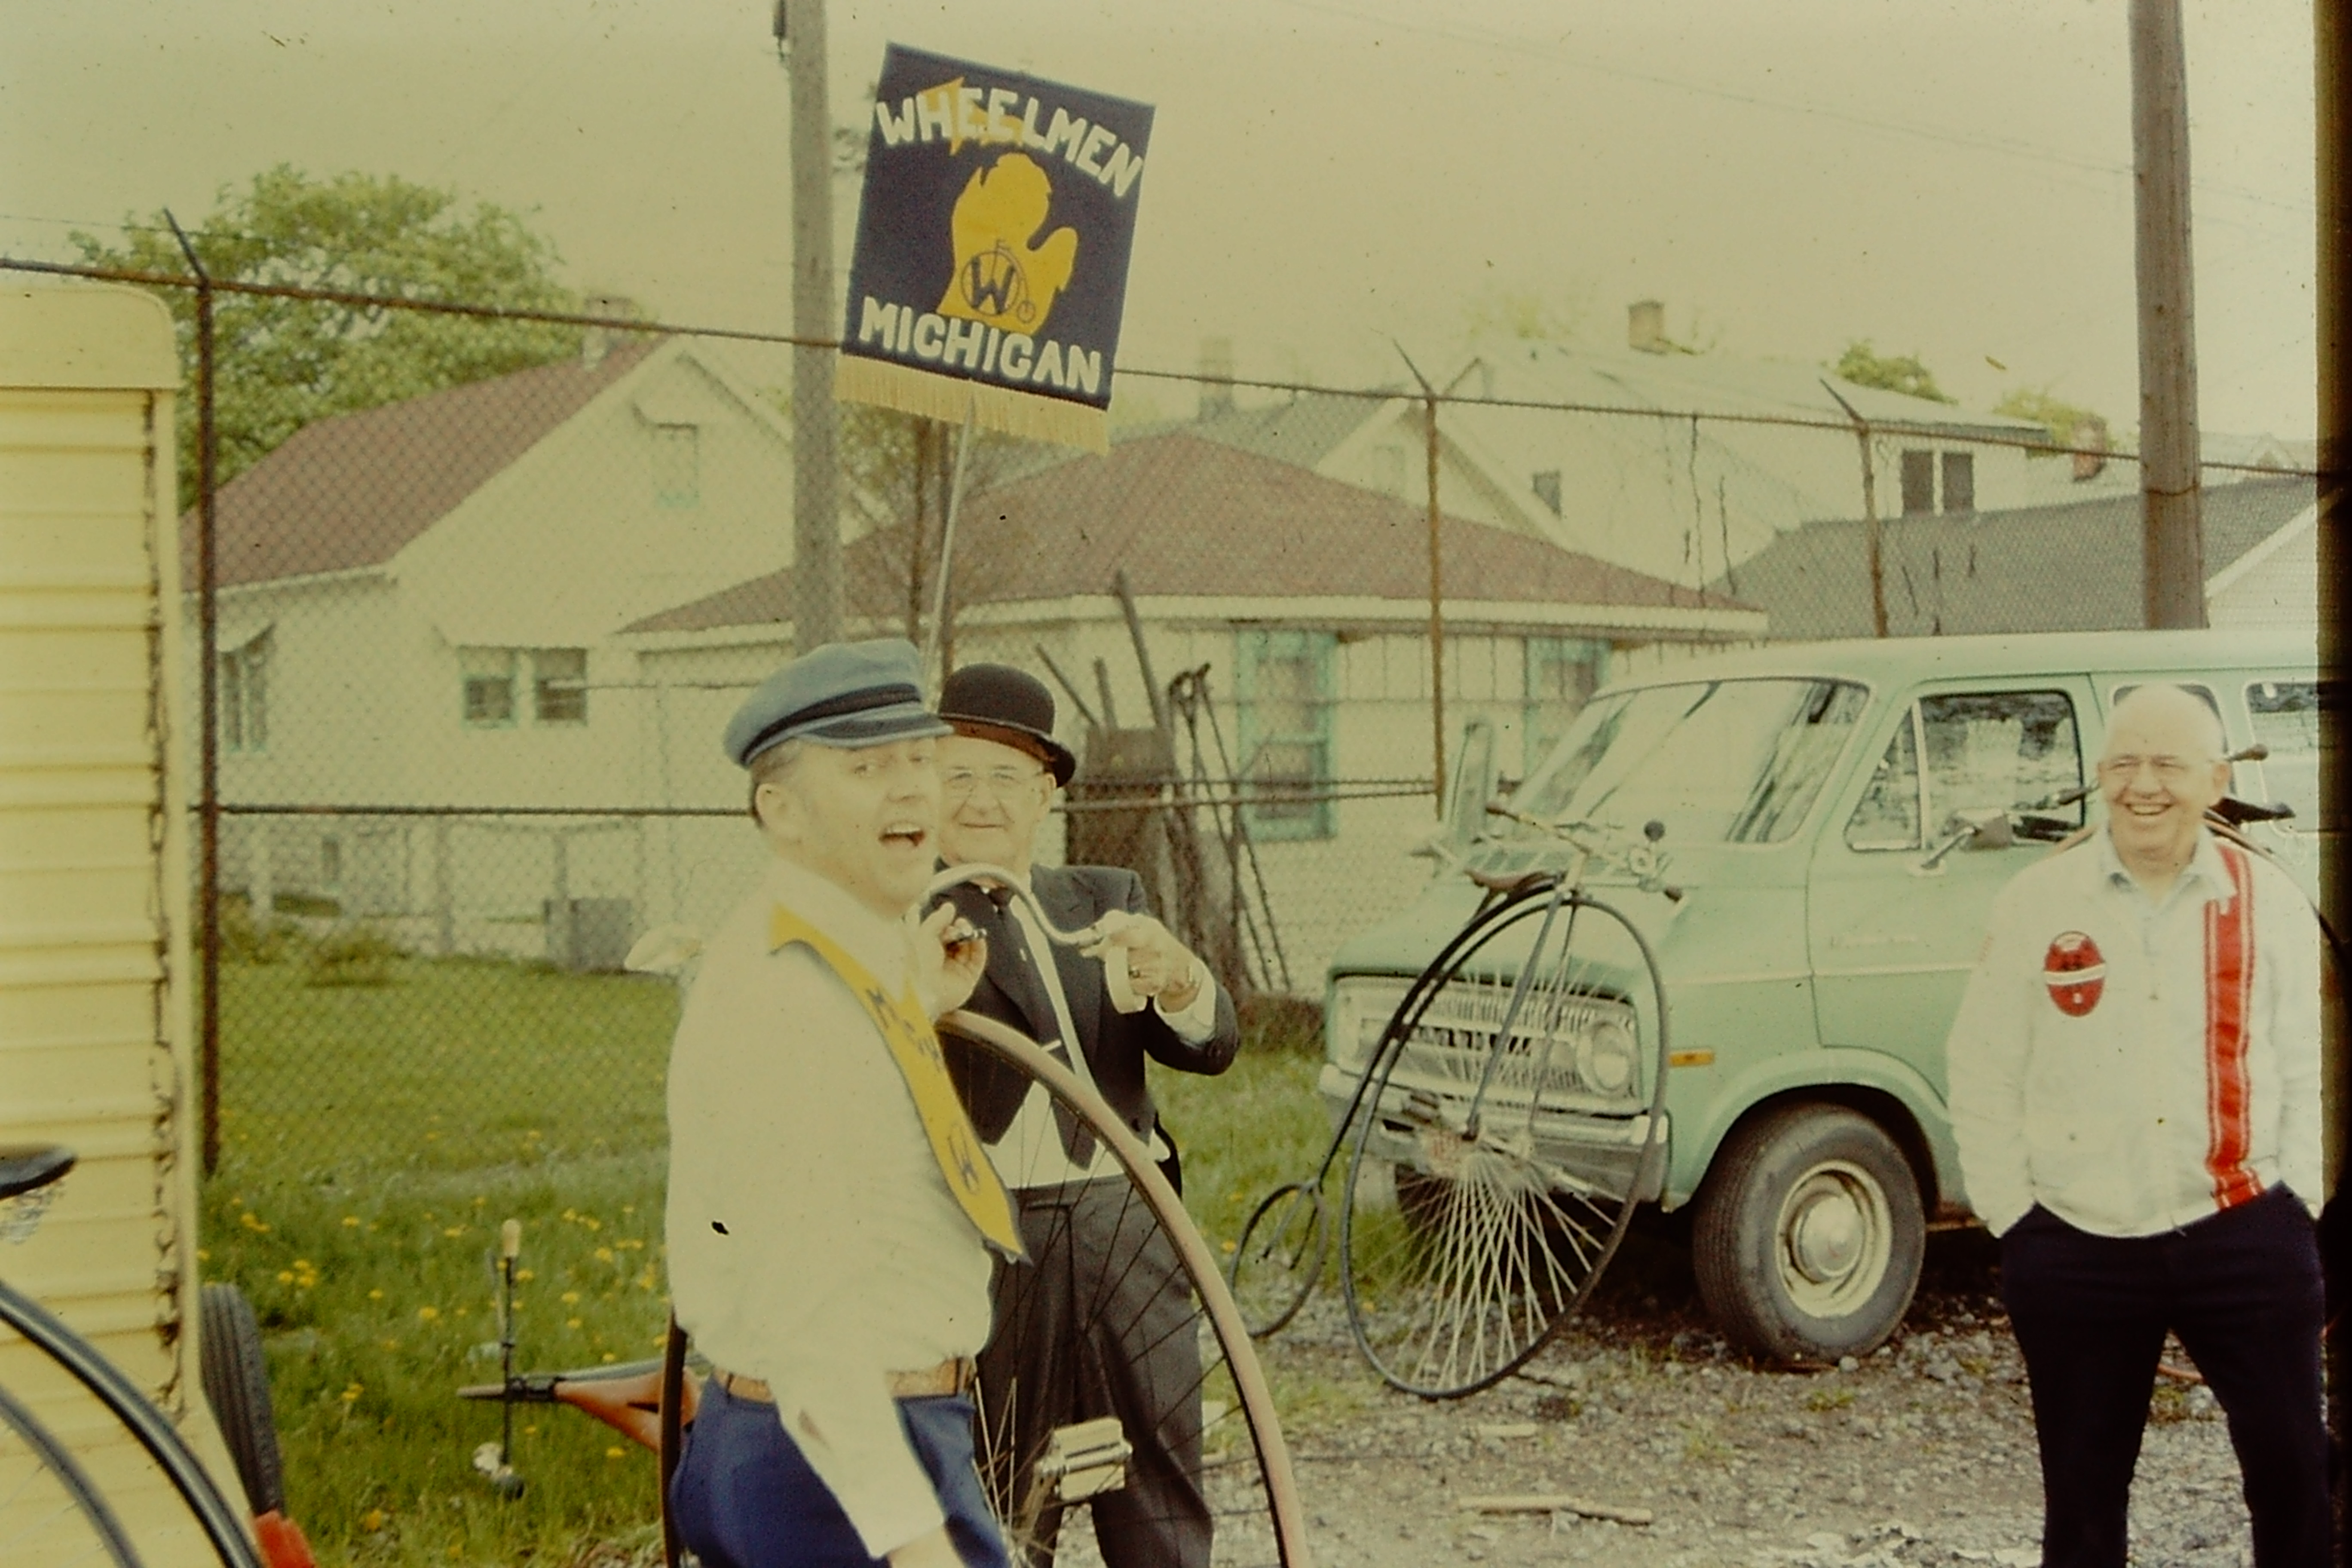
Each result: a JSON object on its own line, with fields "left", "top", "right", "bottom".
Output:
{"left": 1627, "top": 299, "right": 1666, "bottom": 354}
{"left": 2069, "top": 415, "right": 2110, "bottom": 481}
{"left": 582, "top": 294, "right": 638, "bottom": 369}
{"left": 1197, "top": 336, "right": 1235, "bottom": 418}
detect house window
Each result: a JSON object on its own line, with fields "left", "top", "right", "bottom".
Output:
{"left": 1899, "top": 450, "right": 1936, "bottom": 515}
{"left": 1941, "top": 451, "right": 1975, "bottom": 514}
{"left": 1236, "top": 629, "right": 1335, "bottom": 840}
{"left": 1523, "top": 637, "right": 1604, "bottom": 773}
{"left": 1531, "top": 470, "right": 1563, "bottom": 518}
{"left": 461, "top": 648, "right": 518, "bottom": 727}
{"left": 653, "top": 423, "right": 699, "bottom": 507}
{"left": 533, "top": 649, "right": 589, "bottom": 725}
{"left": 219, "top": 629, "right": 271, "bottom": 753}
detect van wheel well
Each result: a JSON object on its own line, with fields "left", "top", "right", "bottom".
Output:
{"left": 1715, "top": 1086, "right": 1938, "bottom": 1214}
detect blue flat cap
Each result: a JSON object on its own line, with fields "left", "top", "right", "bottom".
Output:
{"left": 723, "top": 638, "right": 951, "bottom": 767}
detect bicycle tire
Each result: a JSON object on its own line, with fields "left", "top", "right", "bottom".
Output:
{"left": 1338, "top": 883, "right": 1669, "bottom": 1398}
{"left": 0, "top": 1278, "right": 262, "bottom": 1568}
{"left": 939, "top": 1009, "right": 1307, "bottom": 1568}
{"left": 0, "top": 1377, "right": 145, "bottom": 1568}
{"left": 1227, "top": 1180, "right": 1325, "bottom": 1341}
{"left": 196, "top": 1283, "right": 285, "bottom": 1516}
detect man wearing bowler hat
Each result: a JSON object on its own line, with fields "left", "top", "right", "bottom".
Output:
{"left": 931, "top": 662, "right": 1239, "bottom": 1568}
{"left": 665, "top": 638, "right": 1020, "bottom": 1568}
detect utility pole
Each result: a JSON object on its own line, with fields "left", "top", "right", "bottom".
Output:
{"left": 779, "top": 0, "right": 841, "bottom": 649}
{"left": 2130, "top": 0, "right": 2205, "bottom": 628}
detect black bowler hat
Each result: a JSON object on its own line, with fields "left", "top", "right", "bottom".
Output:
{"left": 938, "top": 664, "right": 1078, "bottom": 787}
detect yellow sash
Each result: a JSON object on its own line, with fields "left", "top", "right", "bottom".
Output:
{"left": 769, "top": 904, "right": 1025, "bottom": 1260}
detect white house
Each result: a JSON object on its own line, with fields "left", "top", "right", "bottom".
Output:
{"left": 189, "top": 333, "right": 802, "bottom": 955}
{"left": 619, "top": 428, "right": 1766, "bottom": 991}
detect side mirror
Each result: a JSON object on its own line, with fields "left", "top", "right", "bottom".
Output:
{"left": 1916, "top": 808, "right": 2014, "bottom": 872}
{"left": 1442, "top": 716, "right": 1500, "bottom": 851}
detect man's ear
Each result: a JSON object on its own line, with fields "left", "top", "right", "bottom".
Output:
{"left": 753, "top": 780, "right": 799, "bottom": 843}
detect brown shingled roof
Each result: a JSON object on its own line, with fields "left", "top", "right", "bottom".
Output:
{"left": 187, "top": 337, "right": 662, "bottom": 590}
{"left": 629, "top": 430, "right": 1748, "bottom": 635}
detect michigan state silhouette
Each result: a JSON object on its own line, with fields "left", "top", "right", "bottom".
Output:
{"left": 938, "top": 153, "right": 1078, "bottom": 331}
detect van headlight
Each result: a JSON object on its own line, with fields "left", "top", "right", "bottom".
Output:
{"left": 1578, "top": 1015, "right": 1639, "bottom": 1096}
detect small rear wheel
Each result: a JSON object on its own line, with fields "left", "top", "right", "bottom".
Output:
{"left": 1228, "top": 1181, "right": 1325, "bottom": 1340}
{"left": 199, "top": 1281, "right": 286, "bottom": 1516}
{"left": 1692, "top": 1103, "right": 1924, "bottom": 1361}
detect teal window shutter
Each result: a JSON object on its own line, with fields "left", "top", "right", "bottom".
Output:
{"left": 1236, "top": 629, "right": 1336, "bottom": 840}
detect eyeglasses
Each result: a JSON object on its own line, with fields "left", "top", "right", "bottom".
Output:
{"left": 2096, "top": 754, "right": 2203, "bottom": 783}
{"left": 943, "top": 766, "right": 1046, "bottom": 800}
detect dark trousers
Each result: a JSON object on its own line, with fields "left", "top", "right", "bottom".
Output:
{"left": 1999, "top": 1185, "right": 2330, "bottom": 1568}
{"left": 669, "top": 1379, "right": 1010, "bottom": 1568}
{"left": 978, "top": 1179, "right": 1212, "bottom": 1568}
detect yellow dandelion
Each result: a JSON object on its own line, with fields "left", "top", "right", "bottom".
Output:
{"left": 595, "top": 1247, "right": 614, "bottom": 1263}
{"left": 368, "top": 1288, "right": 384, "bottom": 1300}
{"left": 361, "top": 1509, "right": 387, "bottom": 1532}
{"left": 196, "top": 1248, "right": 210, "bottom": 1262}
{"left": 606, "top": 1446, "right": 625, "bottom": 1460}
{"left": 514, "top": 1268, "right": 535, "bottom": 1282}
{"left": 523, "top": 1423, "right": 538, "bottom": 1435}
{"left": 443, "top": 1226, "right": 466, "bottom": 1238}
{"left": 417, "top": 1306, "right": 440, "bottom": 1322}
{"left": 602, "top": 1353, "right": 617, "bottom": 1363}
{"left": 342, "top": 1216, "right": 361, "bottom": 1228}
{"left": 567, "top": 1317, "right": 584, "bottom": 1329}
{"left": 276, "top": 1271, "right": 294, "bottom": 1284}
{"left": 561, "top": 1291, "right": 581, "bottom": 1304}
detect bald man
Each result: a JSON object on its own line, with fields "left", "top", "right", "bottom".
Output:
{"left": 1947, "top": 683, "right": 2328, "bottom": 1568}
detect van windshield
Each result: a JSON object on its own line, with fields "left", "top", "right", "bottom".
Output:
{"left": 1514, "top": 678, "right": 1868, "bottom": 845}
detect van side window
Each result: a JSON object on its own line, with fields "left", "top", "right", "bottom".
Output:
{"left": 2246, "top": 679, "right": 2339, "bottom": 832}
{"left": 1846, "top": 715, "right": 1922, "bottom": 850}
{"left": 1845, "top": 691, "right": 2083, "bottom": 851}
{"left": 1921, "top": 691, "right": 2082, "bottom": 830}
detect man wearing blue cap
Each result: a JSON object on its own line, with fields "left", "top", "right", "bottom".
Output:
{"left": 665, "top": 638, "right": 1020, "bottom": 1568}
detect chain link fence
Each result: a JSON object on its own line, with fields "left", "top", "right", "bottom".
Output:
{"left": 3, "top": 258, "right": 2320, "bottom": 1186}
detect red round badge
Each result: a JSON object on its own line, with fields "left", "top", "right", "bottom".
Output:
{"left": 2042, "top": 931, "right": 2105, "bottom": 1017}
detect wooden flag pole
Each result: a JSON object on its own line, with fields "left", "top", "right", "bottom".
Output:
{"left": 922, "top": 390, "right": 980, "bottom": 684}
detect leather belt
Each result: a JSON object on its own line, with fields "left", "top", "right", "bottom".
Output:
{"left": 714, "top": 1357, "right": 975, "bottom": 1404}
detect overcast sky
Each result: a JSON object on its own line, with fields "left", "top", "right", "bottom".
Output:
{"left": 0, "top": 0, "right": 2318, "bottom": 438}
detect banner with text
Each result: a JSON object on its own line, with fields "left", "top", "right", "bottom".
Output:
{"left": 836, "top": 44, "right": 1153, "bottom": 453}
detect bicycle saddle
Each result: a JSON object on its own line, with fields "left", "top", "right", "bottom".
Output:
{"left": 0, "top": 1144, "right": 74, "bottom": 1203}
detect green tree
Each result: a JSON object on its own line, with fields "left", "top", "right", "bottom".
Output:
{"left": 1829, "top": 339, "right": 1956, "bottom": 405}
{"left": 1992, "top": 386, "right": 2107, "bottom": 453}
{"left": 72, "top": 165, "right": 583, "bottom": 506}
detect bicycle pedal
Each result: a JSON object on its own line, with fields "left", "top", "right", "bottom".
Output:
{"left": 1036, "top": 1416, "right": 1131, "bottom": 1503}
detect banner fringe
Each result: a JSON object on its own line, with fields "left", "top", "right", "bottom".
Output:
{"left": 834, "top": 355, "right": 1109, "bottom": 454}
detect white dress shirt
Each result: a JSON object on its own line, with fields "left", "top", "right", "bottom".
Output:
{"left": 665, "top": 858, "right": 993, "bottom": 1558}
{"left": 1946, "top": 828, "right": 2323, "bottom": 1239}
{"left": 989, "top": 876, "right": 1219, "bottom": 1191}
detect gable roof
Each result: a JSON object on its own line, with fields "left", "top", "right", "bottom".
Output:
{"left": 190, "top": 337, "right": 662, "bottom": 590}
{"left": 1182, "top": 390, "right": 1398, "bottom": 469}
{"left": 629, "top": 430, "right": 1752, "bottom": 636}
{"left": 1720, "top": 475, "right": 2321, "bottom": 639}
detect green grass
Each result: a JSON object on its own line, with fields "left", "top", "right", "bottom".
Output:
{"left": 205, "top": 956, "right": 1335, "bottom": 1565}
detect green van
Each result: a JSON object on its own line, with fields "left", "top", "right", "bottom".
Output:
{"left": 1320, "top": 628, "right": 2335, "bottom": 1362}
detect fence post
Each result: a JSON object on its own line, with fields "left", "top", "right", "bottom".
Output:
{"left": 165, "top": 212, "right": 223, "bottom": 1176}
{"left": 432, "top": 818, "right": 456, "bottom": 956}
{"left": 548, "top": 830, "right": 572, "bottom": 969}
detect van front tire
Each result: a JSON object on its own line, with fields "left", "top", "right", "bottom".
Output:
{"left": 1692, "top": 1104, "right": 1923, "bottom": 1362}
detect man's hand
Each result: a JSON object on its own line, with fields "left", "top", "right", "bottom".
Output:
{"left": 916, "top": 902, "right": 988, "bottom": 1019}
{"left": 1087, "top": 911, "right": 1205, "bottom": 1011}
{"left": 886, "top": 1525, "right": 965, "bottom": 1568}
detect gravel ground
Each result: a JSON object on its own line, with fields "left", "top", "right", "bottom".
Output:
{"left": 1245, "top": 1227, "right": 2261, "bottom": 1568}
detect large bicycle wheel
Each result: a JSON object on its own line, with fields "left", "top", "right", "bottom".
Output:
{"left": 1338, "top": 884, "right": 1669, "bottom": 1398}
{"left": 0, "top": 1279, "right": 261, "bottom": 1568}
{"left": 940, "top": 1011, "right": 1305, "bottom": 1568}
{"left": 0, "top": 1379, "right": 144, "bottom": 1568}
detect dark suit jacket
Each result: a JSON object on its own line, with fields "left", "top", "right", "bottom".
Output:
{"left": 939, "top": 865, "right": 1240, "bottom": 1179}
